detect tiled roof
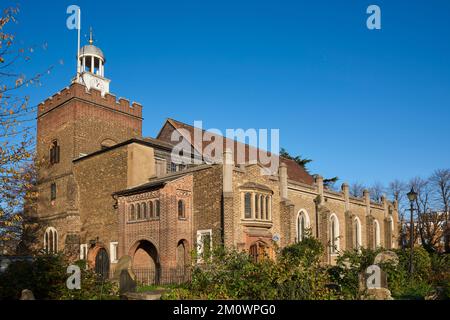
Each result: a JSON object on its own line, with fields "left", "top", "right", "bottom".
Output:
{"left": 158, "top": 118, "right": 315, "bottom": 185}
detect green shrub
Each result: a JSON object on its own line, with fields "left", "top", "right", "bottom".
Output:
{"left": 0, "top": 255, "right": 118, "bottom": 300}
{"left": 164, "top": 238, "right": 338, "bottom": 300}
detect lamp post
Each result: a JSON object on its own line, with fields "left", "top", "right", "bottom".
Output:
{"left": 407, "top": 187, "right": 417, "bottom": 276}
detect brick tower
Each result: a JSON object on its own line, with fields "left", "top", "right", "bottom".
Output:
{"left": 35, "top": 35, "right": 143, "bottom": 257}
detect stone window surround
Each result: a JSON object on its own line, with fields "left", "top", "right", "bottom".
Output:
{"left": 240, "top": 189, "right": 273, "bottom": 222}
{"left": 296, "top": 209, "right": 311, "bottom": 242}
{"left": 196, "top": 229, "right": 212, "bottom": 263}
{"left": 330, "top": 213, "right": 340, "bottom": 255}
{"left": 109, "top": 242, "right": 119, "bottom": 263}
{"left": 79, "top": 243, "right": 88, "bottom": 260}
{"left": 44, "top": 226, "right": 58, "bottom": 254}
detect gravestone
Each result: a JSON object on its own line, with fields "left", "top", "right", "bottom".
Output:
{"left": 113, "top": 255, "right": 137, "bottom": 295}
{"left": 20, "top": 289, "right": 35, "bottom": 300}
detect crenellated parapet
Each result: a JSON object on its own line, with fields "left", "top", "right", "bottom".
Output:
{"left": 38, "top": 82, "right": 143, "bottom": 119}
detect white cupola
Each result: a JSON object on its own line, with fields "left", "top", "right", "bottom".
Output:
{"left": 75, "top": 28, "right": 110, "bottom": 96}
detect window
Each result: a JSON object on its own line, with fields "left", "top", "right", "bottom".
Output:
{"left": 80, "top": 244, "right": 88, "bottom": 260}
{"left": 136, "top": 203, "right": 141, "bottom": 220}
{"left": 155, "top": 200, "right": 160, "bottom": 218}
{"left": 197, "top": 230, "right": 212, "bottom": 263}
{"left": 243, "top": 192, "right": 271, "bottom": 221}
{"left": 149, "top": 201, "right": 154, "bottom": 218}
{"left": 354, "top": 217, "right": 362, "bottom": 250}
{"left": 330, "top": 214, "right": 340, "bottom": 254}
{"left": 44, "top": 227, "right": 58, "bottom": 254}
{"left": 142, "top": 203, "right": 147, "bottom": 219}
{"left": 129, "top": 204, "right": 135, "bottom": 221}
{"left": 297, "top": 210, "right": 310, "bottom": 242}
{"left": 178, "top": 200, "right": 186, "bottom": 219}
{"left": 50, "top": 183, "right": 57, "bottom": 201}
{"left": 110, "top": 242, "right": 119, "bottom": 263}
{"left": 373, "top": 219, "right": 381, "bottom": 249}
{"left": 170, "top": 162, "right": 178, "bottom": 173}
{"left": 50, "top": 140, "right": 60, "bottom": 165}
{"left": 244, "top": 193, "right": 252, "bottom": 218}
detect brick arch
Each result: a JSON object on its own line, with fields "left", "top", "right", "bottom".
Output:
{"left": 99, "top": 137, "right": 118, "bottom": 149}
{"left": 128, "top": 239, "right": 160, "bottom": 271}
{"left": 87, "top": 244, "right": 109, "bottom": 269}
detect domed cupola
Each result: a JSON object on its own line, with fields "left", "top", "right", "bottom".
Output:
{"left": 75, "top": 28, "right": 110, "bottom": 96}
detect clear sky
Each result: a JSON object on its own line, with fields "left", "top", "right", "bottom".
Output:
{"left": 9, "top": 0, "right": 450, "bottom": 187}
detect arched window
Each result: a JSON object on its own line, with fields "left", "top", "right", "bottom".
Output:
{"left": 354, "top": 217, "right": 362, "bottom": 250}
{"left": 244, "top": 193, "right": 252, "bottom": 219}
{"left": 136, "top": 203, "right": 141, "bottom": 220}
{"left": 142, "top": 203, "right": 147, "bottom": 219}
{"left": 44, "top": 227, "right": 58, "bottom": 254}
{"left": 178, "top": 200, "right": 185, "bottom": 219}
{"left": 50, "top": 140, "right": 60, "bottom": 165}
{"left": 155, "top": 200, "right": 160, "bottom": 218}
{"left": 297, "top": 210, "right": 310, "bottom": 242}
{"left": 330, "top": 214, "right": 340, "bottom": 254}
{"left": 129, "top": 204, "right": 135, "bottom": 221}
{"left": 374, "top": 219, "right": 381, "bottom": 249}
{"left": 266, "top": 196, "right": 270, "bottom": 220}
{"left": 149, "top": 201, "right": 154, "bottom": 218}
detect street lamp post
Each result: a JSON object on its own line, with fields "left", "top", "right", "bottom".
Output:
{"left": 407, "top": 187, "right": 418, "bottom": 276}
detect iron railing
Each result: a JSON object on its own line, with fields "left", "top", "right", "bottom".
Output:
{"left": 110, "top": 267, "right": 191, "bottom": 286}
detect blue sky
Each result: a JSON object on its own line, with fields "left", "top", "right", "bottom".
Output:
{"left": 8, "top": 0, "right": 450, "bottom": 187}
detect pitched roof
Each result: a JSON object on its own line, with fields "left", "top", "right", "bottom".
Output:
{"left": 157, "top": 118, "right": 315, "bottom": 185}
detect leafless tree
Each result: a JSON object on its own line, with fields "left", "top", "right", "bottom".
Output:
{"left": 349, "top": 182, "right": 365, "bottom": 198}
{"left": 369, "top": 182, "right": 385, "bottom": 202}
{"left": 388, "top": 179, "right": 408, "bottom": 247}
{"left": 409, "top": 177, "right": 445, "bottom": 252}
{"left": 429, "top": 169, "right": 450, "bottom": 252}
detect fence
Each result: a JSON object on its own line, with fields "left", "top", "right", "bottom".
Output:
{"left": 110, "top": 267, "right": 191, "bottom": 286}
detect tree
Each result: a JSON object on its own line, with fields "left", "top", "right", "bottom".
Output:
{"left": 388, "top": 179, "right": 408, "bottom": 247}
{"left": 349, "top": 182, "right": 365, "bottom": 198}
{"left": 369, "top": 182, "right": 385, "bottom": 202}
{"left": 429, "top": 169, "right": 450, "bottom": 252}
{"left": 280, "top": 148, "right": 312, "bottom": 172}
{"left": 280, "top": 148, "right": 338, "bottom": 187}
{"left": 323, "top": 176, "right": 339, "bottom": 190}
{"left": 0, "top": 7, "right": 48, "bottom": 245}
{"left": 409, "top": 177, "right": 445, "bottom": 253}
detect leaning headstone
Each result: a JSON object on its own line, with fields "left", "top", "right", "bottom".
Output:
{"left": 119, "top": 269, "right": 137, "bottom": 295}
{"left": 112, "top": 255, "right": 137, "bottom": 296}
{"left": 20, "top": 289, "right": 35, "bottom": 300}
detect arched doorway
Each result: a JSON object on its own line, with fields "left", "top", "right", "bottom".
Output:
{"left": 130, "top": 240, "right": 160, "bottom": 285}
{"left": 95, "top": 248, "right": 110, "bottom": 280}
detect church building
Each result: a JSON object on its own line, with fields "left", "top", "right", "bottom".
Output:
{"left": 33, "top": 35, "right": 399, "bottom": 280}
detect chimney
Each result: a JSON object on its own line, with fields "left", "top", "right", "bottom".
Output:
{"left": 223, "top": 148, "right": 234, "bottom": 195}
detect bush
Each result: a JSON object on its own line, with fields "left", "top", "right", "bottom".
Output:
{"left": 0, "top": 255, "right": 118, "bottom": 300}
{"left": 164, "top": 238, "right": 339, "bottom": 300}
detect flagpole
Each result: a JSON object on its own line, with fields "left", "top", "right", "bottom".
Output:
{"left": 77, "top": 9, "right": 81, "bottom": 80}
